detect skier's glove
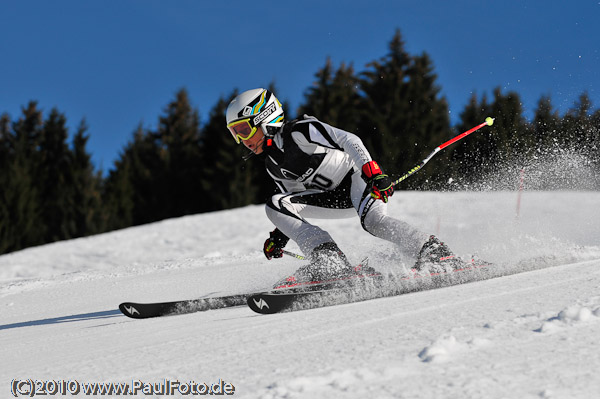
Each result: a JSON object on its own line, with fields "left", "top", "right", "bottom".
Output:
{"left": 263, "top": 228, "right": 290, "bottom": 260}
{"left": 362, "top": 160, "right": 394, "bottom": 203}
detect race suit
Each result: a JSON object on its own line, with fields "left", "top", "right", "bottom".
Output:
{"left": 263, "top": 115, "right": 428, "bottom": 257}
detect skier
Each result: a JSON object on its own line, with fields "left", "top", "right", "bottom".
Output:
{"left": 225, "top": 88, "right": 460, "bottom": 283}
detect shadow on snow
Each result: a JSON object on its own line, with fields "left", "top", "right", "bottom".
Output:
{"left": 0, "top": 309, "right": 122, "bottom": 331}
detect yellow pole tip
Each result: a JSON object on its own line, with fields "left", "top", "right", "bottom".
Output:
{"left": 485, "top": 117, "right": 495, "bottom": 126}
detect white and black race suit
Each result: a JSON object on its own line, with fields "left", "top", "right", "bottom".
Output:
{"left": 263, "top": 115, "right": 428, "bottom": 257}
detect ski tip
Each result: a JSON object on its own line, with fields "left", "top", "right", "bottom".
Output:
{"left": 247, "top": 293, "right": 293, "bottom": 315}
{"left": 247, "top": 294, "right": 276, "bottom": 314}
{"left": 485, "top": 116, "right": 495, "bottom": 126}
{"left": 119, "top": 302, "right": 145, "bottom": 319}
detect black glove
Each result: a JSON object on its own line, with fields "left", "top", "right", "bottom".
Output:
{"left": 263, "top": 228, "right": 290, "bottom": 260}
{"left": 362, "top": 160, "right": 394, "bottom": 203}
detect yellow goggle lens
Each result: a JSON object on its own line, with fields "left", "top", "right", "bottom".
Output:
{"left": 227, "top": 118, "right": 258, "bottom": 144}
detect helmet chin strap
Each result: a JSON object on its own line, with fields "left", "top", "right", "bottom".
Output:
{"left": 242, "top": 150, "right": 255, "bottom": 161}
{"left": 241, "top": 124, "right": 280, "bottom": 161}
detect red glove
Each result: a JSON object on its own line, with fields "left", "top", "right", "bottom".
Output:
{"left": 263, "top": 228, "right": 290, "bottom": 260}
{"left": 362, "top": 161, "right": 394, "bottom": 203}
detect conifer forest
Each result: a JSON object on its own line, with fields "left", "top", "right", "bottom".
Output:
{"left": 1, "top": 31, "right": 598, "bottom": 254}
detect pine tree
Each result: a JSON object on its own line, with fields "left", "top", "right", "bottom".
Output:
{"left": 590, "top": 107, "right": 600, "bottom": 188}
{"left": 103, "top": 154, "right": 135, "bottom": 231}
{"left": 359, "top": 30, "right": 413, "bottom": 173}
{"left": 359, "top": 30, "right": 450, "bottom": 188}
{"left": 450, "top": 88, "right": 526, "bottom": 186}
{"left": 119, "top": 125, "right": 164, "bottom": 225}
{"left": 13, "top": 102, "right": 44, "bottom": 158}
{"left": 104, "top": 89, "right": 205, "bottom": 226}
{"left": 0, "top": 113, "right": 13, "bottom": 253}
{"left": 488, "top": 87, "right": 527, "bottom": 161}
{"left": 38, "top": 108, "right": 73, "bottom": 242}
{"left": 70, "top": 120, "right": 103, "bottom": 236}
{"left": 532, "top": 95, "right": 560, "bottom": 149}
{"left": 562, "top": 93, "right": 594, "bottom": 150}
{"left": 402, "top": 52, "right": 451, "bottom": 188}
{"left": 155, "top": 88, "right": 204, "bottom": 217}
{"left": 1, "top": 103, "right": 45, "bottom": 251}
{"left": 200, "top": 91, "right": 262, "bottom": 210}
{"left": 297, "top": 58, "right": 363, "bottom": 133}
{"left": 448, "top": 93, "right": 491, "bottom": 186}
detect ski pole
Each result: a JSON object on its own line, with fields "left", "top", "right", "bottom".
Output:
{"left": 281, "top": 119, "right": 494, "bottom": 260}
{"left": 283, "top": 250, "right": 306, "bottom": 260}
{"left": 392, "top": 117, "right": 495, "bottom": 186}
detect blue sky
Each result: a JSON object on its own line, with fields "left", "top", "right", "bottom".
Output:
{"left": 1, "top": 0, "right": 598, "bottom": 171}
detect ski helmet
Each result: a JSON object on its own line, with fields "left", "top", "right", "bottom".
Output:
{"left": 226, "top": 88, "right": 284, "bottom": 144}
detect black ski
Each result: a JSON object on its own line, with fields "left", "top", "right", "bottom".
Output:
{"left": 247, "top": 260, "right": 494, "bottom": 314}
{"left": 119, "top": 294, "right": 248, "bottom": 319}
{"left": 120, "top": 259, "right": 495, "bottom": 318}
{"left": 119, "top": 274, "right": 380, "bottom": 319}
{"left": 247, "top": 287, "right": 360, "bottom": 314}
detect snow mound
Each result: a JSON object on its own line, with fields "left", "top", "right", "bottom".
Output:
{"left": 418, "top": 334, "right": 490, "bottom": 363}
{"left": 260, "top": 368, "right": 380, "bottom": 399}
{"left": 535, "top": 302, "right": 600, "bottom": 333}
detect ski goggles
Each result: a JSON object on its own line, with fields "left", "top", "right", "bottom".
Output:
{"left": 227, "top": 118, "right": 259, "bottom": 144}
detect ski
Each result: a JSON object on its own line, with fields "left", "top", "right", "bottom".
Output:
{"left": 248, "top": 286, "right": 363, "bottom": 314}
{"left": 118, "top": 270, "right": 381, "bottom": 319}
{"left": 247, "top": 260, "right": 493, "bottom": 314}
{"left": 119, "top": 293, "right": 248, "bottom": 319}
{"left": 119, "top": 259, "right": 494, "bottom": 318}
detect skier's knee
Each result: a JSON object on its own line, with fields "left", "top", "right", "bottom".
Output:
{"left": 265, "top": 194, "right": 297, "bottom": 225}
{"left": 265, "top": 196, "right": 281, "bottom": 222}
{"left": 266, "top": 193, "right": 290, "bottom": 213}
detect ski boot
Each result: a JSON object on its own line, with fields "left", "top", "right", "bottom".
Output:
{"left": 414, "top": 235, "right": 464, "bottom": 273}
{"left": 273, "top": 242, "right": 380, "bottom": 290}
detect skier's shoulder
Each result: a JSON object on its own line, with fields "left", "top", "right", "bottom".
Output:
{"left": 282, "top": 114, "right": 320, "bottom": 133}
{"left": 281, "top": 114, "right": 334, "bottom": 142}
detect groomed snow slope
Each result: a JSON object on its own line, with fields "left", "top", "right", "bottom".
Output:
{"left": 2, "top": 191, "right": 600, "bottom": 399}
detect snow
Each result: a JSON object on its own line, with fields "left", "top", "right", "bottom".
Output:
{"left": 2, "top": 191, "right": 600, "bottom": 398}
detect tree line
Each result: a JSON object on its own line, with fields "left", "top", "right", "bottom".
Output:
{"left": 1, "top": 30, "right": 599, "bottom": 254}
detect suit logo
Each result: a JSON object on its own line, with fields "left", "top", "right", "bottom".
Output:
{"left": 280, "top": 168, "right": 300, "bottom": 180}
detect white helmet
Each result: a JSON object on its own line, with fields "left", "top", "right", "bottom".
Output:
{"left": 226, "top": 88, "right": 284, "bottom": 144}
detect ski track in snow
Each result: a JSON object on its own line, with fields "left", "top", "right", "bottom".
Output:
{"left": 1, "top": 191, "right": 600, "bottom": 399}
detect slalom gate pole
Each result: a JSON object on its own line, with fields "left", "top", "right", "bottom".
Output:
{"left": 515, "top": 168, "right": 525, "bottom": 219}
{"left": 392, "top": 117, "right": 495, "bottom": 186}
